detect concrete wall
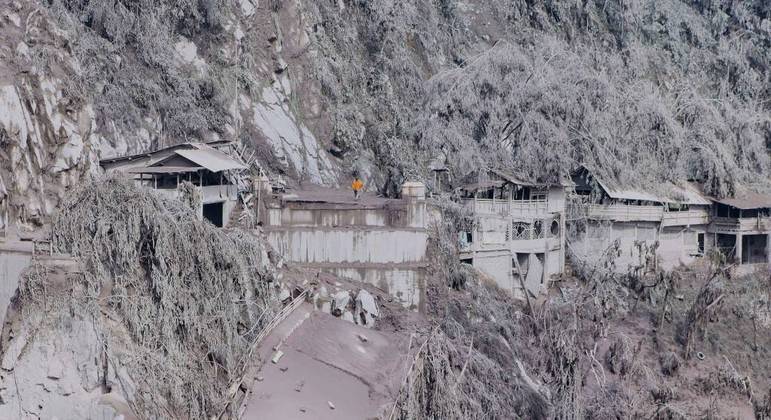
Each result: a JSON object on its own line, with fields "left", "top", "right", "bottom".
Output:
{"left": 572, "top": 220, "right": 709, "bottom": 272}
{"left": 267, "top": 229, "right": 427, "bottom": 264}
{"left": 268, "top": 201, "right": 426, "bottom": 229}
{"left": 266, "top": 197, "right": 429, "bottom": 311}
{"left": 547, "top": 186, "right": 566, "bottom": 213}
{"left": 471, "top": 249, "right": 513, "bottom": 291}
{"left": 658, "top": 226, "right": 706, "bottom": 270}
{"left": 0, "top": 250, "right": 31, "bottom": 327}
{"left": 572, "top": 221, "right": 659, "bottom": 272}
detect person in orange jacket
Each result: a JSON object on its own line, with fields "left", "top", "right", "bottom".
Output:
{"left": 352, "top": 176, "right": 364, "bottom": 200}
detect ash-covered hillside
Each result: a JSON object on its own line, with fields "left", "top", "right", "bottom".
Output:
{"left": 1, "top": 0, "right": 769, "bottom": 223}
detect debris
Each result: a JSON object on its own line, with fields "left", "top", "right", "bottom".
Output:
{"left": 357, "top": 334, "right": 368, "bottom": 343}
{"left": 256, "top": 376, "right": 264, "bottom": 382}
{"left": 279, "top": 367, "right": 288, "bottom": 373}
{"left": 328, "top": 401, "right": 335, "bottom": 410}
{"left": 696, "top": 352, "right": 705, "bottom": 361}
{"left": 332, "top": 291, "right": 351, "bottom": 316}
{"left": 279, "top": 287, "right": 291, "bottom": 302}
{"left": 299, "top": 407, "right": 306, "bottom": 413}
{"left": 355, "top": 289, "right": 379, "bottom": 326}
{"left": 675, "top": 294, "right": 685, "bottom": 301}
{"left": 342, "top": 310, "right": 355, "bottom": 323}
{"left": 271, "top": 350, "right": 285, "bottom": 364}
{"left": 294, "top": 381, "right": 305, "bottom": 392}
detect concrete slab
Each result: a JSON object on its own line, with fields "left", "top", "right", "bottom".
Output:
{"left": 243, "top": 306, "right": 410, "bottom": 420}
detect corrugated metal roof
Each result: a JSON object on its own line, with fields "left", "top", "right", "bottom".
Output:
{"left": 667, "top": 183, "right": 711, "bottom": 206}
{"left": 151, "top": 147, "right": 246, "bottom": 173}
{"left": 490, "top": 169, "right": 539, "bottom": 187}
{"left": 710, "top": 192, "right": 771, "bottom": 210}
{"left": 580, "top": 165, "right": 708, "bottom": 205}
{"left": 174, "top": 149, "right": 246, "bottom": 172}
{"left": 595, "top": 178, "right": 665, "bottom": 202}
{"left": 99, "top": 140, "right": 232, "bottom": 164}
{"left": 127, "top": 166, "right": 204, "bottom": 174}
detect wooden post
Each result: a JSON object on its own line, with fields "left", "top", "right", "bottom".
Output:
{"left": 736, "top": 233, "right": 743, "bottom": 265}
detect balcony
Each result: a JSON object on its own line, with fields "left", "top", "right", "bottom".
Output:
{"left": 661, "top": 208, "right": 710, "bottom": 227}
{"left": 462, "top": 198, "right": 549, "bottom": 218}
{"left": 578, "top": 204, "right": 663, "bottom": 222}
{"left": 710, "top": 216, "right": 771, "bottom": 233}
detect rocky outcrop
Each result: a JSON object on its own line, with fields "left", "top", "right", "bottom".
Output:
{"left": 0, "top": 0, "right": 98, "bottom": 231}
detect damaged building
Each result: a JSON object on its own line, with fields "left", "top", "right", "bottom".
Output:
{"left": 568, "top": 167, "right": 770, "bottom": 273}
{"left": 457, "top": 169, "right": 568, "bottom": 297}
{"left": 708, "top": 192, "right": 771, "bottom": 271}
{"left": 261, "top": 182, "right": 431, "bottom": 312}
{"left": 100, "top": 141, "right": 248, "bottom": 227}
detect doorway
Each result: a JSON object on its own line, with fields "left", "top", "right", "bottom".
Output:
{"left": 203, "top": 202, "right": 224, "bottom": 227}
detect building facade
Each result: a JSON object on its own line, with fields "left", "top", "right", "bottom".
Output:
{"left": 568, "top": 168, "right": 770, "bottom": 273}
{"left": 100, "top": 142, "right": 247, "bottom": 227}
{"left": 708, "top": 193, "right": 771, "bottom": 272}
{"left": 262, "top": 182, "right": 431, "bottom": 312}
{"left": 457, "top": 169, "right": 568, "bottom": 297}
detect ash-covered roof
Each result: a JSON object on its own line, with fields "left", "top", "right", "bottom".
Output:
{"left": 127, "top": 166, "right": 204, "bottom": 174}
{"left": 709, "top": 192, "right": 771, "bottom": 210}
{"left": 576, "top": 166, "right": 710, "bottom": 205}
{"left": 168, "top": 148, "right": 246, "bottom": 172}
{"left": 99, "top": 140, "right": 231, "bottom": 165}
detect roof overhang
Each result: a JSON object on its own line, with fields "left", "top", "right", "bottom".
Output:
{"left": 99, "top": 140, "right": 234, "bottom": 166}
{"left": 709, "top": 192, "right": 771, "bottom": 210}
{"left": 127, "top": 166, "right": 204, "bottom": 174}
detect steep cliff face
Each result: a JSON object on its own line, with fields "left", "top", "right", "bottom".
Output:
{"left": 0, "top": 0, "right": 769, "bottom": 228}
{"left": 0, "top": 0, "right": 99, "bottom": 230}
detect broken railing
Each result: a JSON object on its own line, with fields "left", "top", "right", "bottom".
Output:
{"left": 387, "top": 326, "right": 439, "bottom": 420}
{"left": 217, "top": 288, "right": 308, "bottom": 419}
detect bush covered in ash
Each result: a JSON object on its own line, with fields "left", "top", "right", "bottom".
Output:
{"left": 46, "top": 177, "right": 277, "bottom": 418}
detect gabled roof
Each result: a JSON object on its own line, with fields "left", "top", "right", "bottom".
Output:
{"left": 150, "top": 146, "right": 246, "bottom": 173}
{"left": 99, "top": 140, "right": 232, "bottom": 165}
{"left": 127, "top": 166, "right": 204, "bottom": 174}
{"left": 490, "top": 169, "right": 540, "bottom": 187}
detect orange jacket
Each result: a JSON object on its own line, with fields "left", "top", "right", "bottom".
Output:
{"left": 352, "top": 179, "right": 364, "bottom": 191}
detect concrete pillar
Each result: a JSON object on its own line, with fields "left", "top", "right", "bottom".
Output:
{"left": 736, "top": 233, "right": 743, "bottom": 265}
{"left": 402, "top": 181, "right": 426, "bottom": 229}
{"left": 767, "top": 234, "right": 770, "bottom": 264}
